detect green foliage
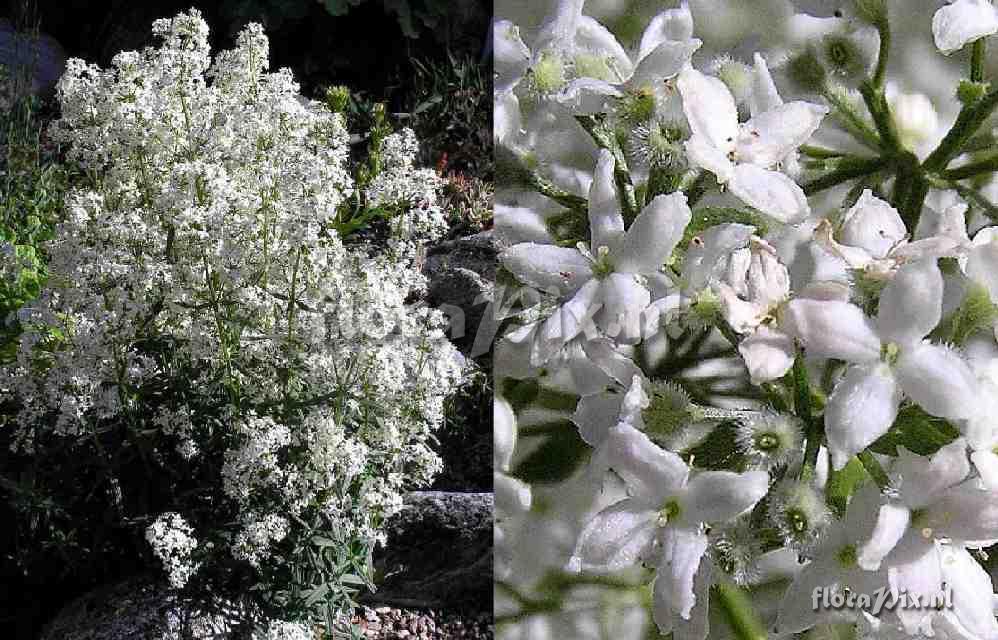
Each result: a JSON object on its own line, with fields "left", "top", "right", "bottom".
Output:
{"left": 404, "top": 53, "right": 491, "bottom": 177}
{"left": 868, "top": 404, "right": 961, "bottom": 456}
{"left": 0, "top": 93, "right": 67, "bottom": 363}
{"left": 323, "top": 0, "right": 468, "bottom": 40}
{"left": 512, "top": 422, "right": 591, "bottom": 484}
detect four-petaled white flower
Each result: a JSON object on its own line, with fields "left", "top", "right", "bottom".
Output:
{"left": 677, "top": 66, "right": 828, "bottom": 223}
{"left": 932, "top": 0, "right": 998, "bottom": 54}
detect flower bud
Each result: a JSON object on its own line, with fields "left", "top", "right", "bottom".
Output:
{"left": 641, "top": 380, "right": 694, "bottom": 439}
{"left": 787, "top": 47, "right": 828, "bottom": 93}
{"left": 767, "top": 478, "right": 831, "bottom": 554}
{"left": 714, "top": 56, "right": 754, "bottom": 105}
{"left": 735, "top": 410, "right": 803, "bottom": 470}
{"left": 325, "top": 85, "right": 351, "bottom": 113}
{"left": 888, "top": 90, "right": 939, "bottom": 151}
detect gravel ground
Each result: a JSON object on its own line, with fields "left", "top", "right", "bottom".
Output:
{"left": 353, "top": 606, "right": 493, "bottom": 639}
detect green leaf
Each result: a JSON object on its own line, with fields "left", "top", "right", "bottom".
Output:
{"left": 511, "top": 421, "right": 590, "bottom": 483}
{"left": 824, "top": 457, "right": 867, "bottom": 517}
{"left": 868, "top": 404, "right": 960, "bottom": 456}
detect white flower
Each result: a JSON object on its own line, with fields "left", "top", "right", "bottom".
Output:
{"left": 146, "top": 512, "right": 199, "bottom": 589}
{"left": 500, "top": 149, "right": 691, "bottom": 349}
{"left": 677, "top": 65, "right": 828, "bottom": 223}
{"left": 784, "top": 259, "right": 980, "bottom": 469}
{"left": 932, "top": 0, "right": 998, "bottom": 54}
{"left": 816, "top": 189, "right": 960, "bottom": 281}
{"left": 570, "top": 424, "right": 769, "bottom": 639}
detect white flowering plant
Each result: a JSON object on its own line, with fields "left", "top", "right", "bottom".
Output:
{"left": 0, "top": 9, "right": 465, "bottom": 633}
{"left": 495, "top": 1, "right": 998, "bottom": 638}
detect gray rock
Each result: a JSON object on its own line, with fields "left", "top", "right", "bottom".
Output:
{"left": 422, "top": 231, "right": 497, "bottom": 355}
{"left": 38, "top": 576, "right": 252, "bottom": 640}
{"left": 363, "top": 491, "right": 493, "bottom": 611}
{"left": 0, "top": 20, "right": 66, "bottom": 98}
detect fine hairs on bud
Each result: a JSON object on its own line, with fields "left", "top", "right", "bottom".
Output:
{"left": 735, "top": 411, "right": 803, "bottom": 470}
{"left": 641, "top": 379, "right": 694, "bottom": 439}
{"left": 711, "top": 518, "right": 764, "bottom": 586}
{"left": 712, "top": 55, "right": 753, "bottom": 106}
{"left": 767, "top": 478, "right": 831, "bottom": 554}
{"left": 787, "top": 47, "right": 828, "bottom": 93}
{"left": 632, "top": 119, "right": 686, "bottom": 168}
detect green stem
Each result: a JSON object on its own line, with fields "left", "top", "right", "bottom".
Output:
{"left": 859, "top": 80, "right": 901, "bottom": 153}
{"left": 822, "top": 85, "right": 882, "bottom": 150}
{"left": 948, "top": 181, "right": 998, "bottom": 222}
{"left": 941, "top": 154, "right": 998, "bottom": 180}
{"left": 924, "top": 87, "right": 998, "bottom": 172}
{"left": 714, "top": 582, "right": 768, "bottom": 640}
{"left": 802, "top": 155, "right": 888, "bottom": 195}
{"left": 872, "top": 14, "right": 891, "bottom": 89}
{"left": 858, "top": 449, "right": 891, "bottom": 489}
{"left": 799, "top": 144, "right": 847, "bottom": 159}
{"left": 972, "top": 39, "right": 986, "bottom": 83}
{"left": 793, "top": 355, "right": 822, "bottom": 481}
{"left": 575, "top": 115, "right": 638, "bottom": 222}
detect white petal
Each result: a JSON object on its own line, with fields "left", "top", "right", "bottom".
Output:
{"left": 887, "top": 534, "right": 944, "bottom": 635}
{"left": 494, "top": 90, "right": 522, "bottom": 146}
{"left": 627, "top": 39, "right": 701, "bottom": 88}
{"left": 927, "top": 479, "right": 998, "bottom": 542}
{"left": 638, "top": 3, "right": 694, "bottom": 62}
{"left": 615, "top": 192, "right": 692, "bottom": 274}
{"left": 877, "top": 259, "right": 943, "bottom": 347}
{"left": 500, "top": 243, "right": 593, "bottom": 295}
{"left": 573, "top": 391, "right": 624, "bottom": 446}
{"left": 932, "top": 0, "right": 998, "bottom": 54}
{"left": 555, "top": 78, "right": 623, "bottom": 114}
{"left": 683, "top": 469, "right": 770, "bottom": 524}
{"left": 596, "top": 273, "right": 650, "bottom": 342}
{"left": 728, "top": 164, "right": 810, "bottom": 223}
{"left": 599, "top": 423, "right": 690, "bottom": 503}
{"left": 775, "top": 557, "right": 847, "bottom": 635}
{"left": 738, "top": 325, "right": 796, "bottom": 384}
{"left": 748, "top": 52, "right": 782, "bottom": 117}
{"left": 534, "top": 0, "right": 584, "bottom": 53}
{"left": 569, "top": 498, "right": 659, "bottom": 572}
{"left": 940, "top": 545, "right": 998, "bottom": 640}
{"left": 671, "top": 559, "right": 711, "bottom": 640}
{"left": 971, "top": 449, "right": 998, "bottom": 490}
{"left": 684, "top": 134, "right": 735, "bottom": 182}
{"left": 680, "top": 223, "right": 755, "bottom": 294}
{"left": 494, "top": 397, "right": 517, "bottom": 471}
{"left": 589, "top": 149, "right": 625, "bottom": 251}
{"left": 857, "top": 502, "right": 910, "bottom": 570}
{"left": 677, "top": 66, "right": 739, "bottom": 151}
{"left": 893, "top": 438, "right": 971, "bottom": 509}
{"left": 716, "top": 281, "right": 765, "bottom": 334}
{"left": 495, "top": 472, "right": 532, "bottom": 514}
{"left": 968, "top": 227, "right": 998, "bottom": 301}
{"left": 824, "top": 364, "right": 902, "bottom": 470}
{"left": 494, "top": 20, "right": 531, "bottom": 92}
{"left": 896, "top": 343, "right": 979, "bottom": 420}
{"left": 661, "top": 527, "right": 709, "bottom": 620}
{"left": 839, "top": 190, "right": 907, "bottom": 259}
{"left": 534, "top": 279, "right": 602, "bottom": 361}
{"left": 737, "top": 102, "right": 829, "bottom": 168}
{"left": 581, "top": 339, "right": 644, "bottom": 389}
{"left": 783, "top": 299, "right": 882, "bottom": 363}
{"left": 574, "top": 16, "right": 633, "bottom": 80}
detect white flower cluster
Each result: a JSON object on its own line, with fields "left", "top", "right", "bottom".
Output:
{"left": 0, "top": 9, "right": 464, "bottom": 594}
{"left": 496, "top": 1, "right": 998, "bottom": 639}
{"left": 145, "top": 512, "right": 199, "bottom": 589}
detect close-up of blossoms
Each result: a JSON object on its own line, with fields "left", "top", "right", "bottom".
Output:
{"left": 494, "top": 0, "right": 998, "bottom": 638}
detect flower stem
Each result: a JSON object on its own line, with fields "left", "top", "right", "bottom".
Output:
{"left": 801, "top": 155, "right": 888, "bottom": 195}
{"left": 575, "top": 114, "right": 638, "bottom": 222}
{"left": 822, "top": 84, "right": 882, "bottom": 151}
{"left": 858, "top": 449, "right": 891, "bottom": 489}
{"left": 872, "top": 12, "right": 891, "bottom": 89}
{"left": 714, "top": 581, "right": 768, "bottom": 640}
{"left": 923, "top": 86, "right": 998, "bottom": 172}
{"left": 941, "top": 153, "right": 998, "bottom": 180}
{"left": 972, "top": 39, "right": 986, "bottom": 83}
{"left": 793, "top": 355, "right": 822, "bottom": 481}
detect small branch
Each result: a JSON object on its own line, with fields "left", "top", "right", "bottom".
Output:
{"left": 859, "top": 80, "right": 901, "bottom": 153}
{"left": 575, "top": 115, "right": 638, "bottom": 222}
{"left": 802, "top": 155, "right": 888, "bottom": 195}
{"left": 858, "top": 449, "right": 891, "bottom": 489}
{"left": 972, "top": 39, "right": 986, "bottom": 84}
{"left": 714, "top": 581, "right": 768, "bottom": 640}
{"left": 799, "top": 145, "right": 847, "bottom": 159}
{"left": 793, "top": 355, "right": 822, "bottom": 481}
{"left": 924, "top": 87, "right": 998, "bottom": 172}
{"left": 872, "top": 14, "right": 891, "bottom": 89}
{"left": 823, "top": 85, "right": 882, "bottom": 151}
{"left": 940, "top": 154, "right": 998, "bottom": 181}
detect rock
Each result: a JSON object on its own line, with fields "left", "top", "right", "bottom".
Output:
{"left": 0, "top": 20, "right": 66, "bottom": 99}
{"left": 363, "top": 491, "right": 493, "bottom": 611}
{"left": 422, "top": 231, "right": 498, "bottom": 356}
{"left": 38, "top": 575, "right": 247, "bottom": 640}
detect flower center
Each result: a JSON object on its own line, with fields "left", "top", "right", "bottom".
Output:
{"left": 590, "top": 245, "right": 615, "bottom": 279}
{"left": 620, "top": 86, "right": 656, "bottom": 123}
{"left": 658, "top": 498, "right": 682, "bottom": 525}
{"left": 532, "top": 51, "right": 567, "bottom": 94}
{"left": 574, "top": 53, "right": 615, "bottom": 83}
{"left": 881, "top": 341, "right": 900, "bottom": 366}
{"left": 785, "top": 507, "right": 809, "bottom": 533}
